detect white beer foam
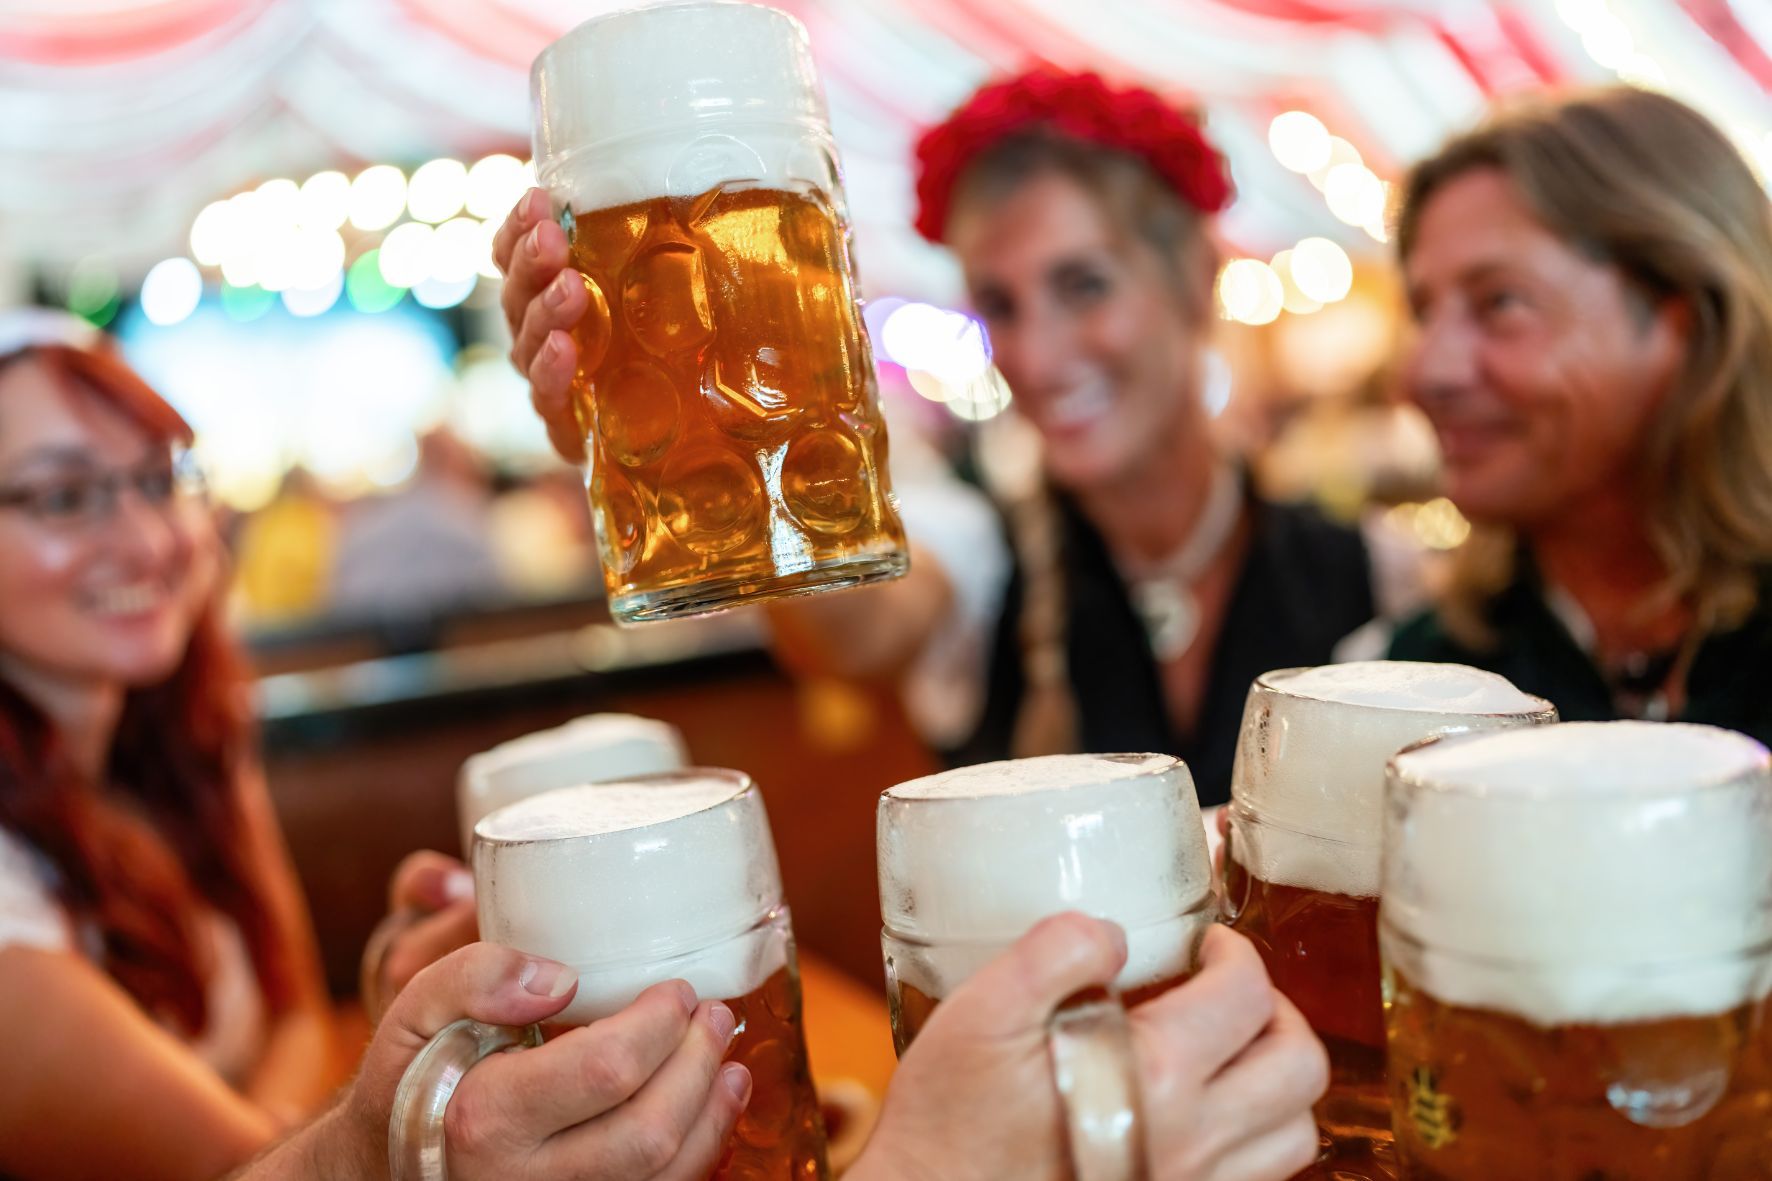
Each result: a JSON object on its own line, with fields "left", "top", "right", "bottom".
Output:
{"left": 880, "top": 754, "right": 1215, "bottom": 995}
{"left": 458, "top": 714, "right": 689, "bottom": 850}
{"left": 475, "top": 773, "right": 784, "bottom": 1023}
{"left": 1231, "top": 662, "right": 1551, "bottom": 898}
{"left": 533, "top": 3, "right": 832, "bottom": 210}
{"left": 1385, "top": 722, "right": 1772, "bottom": 1025}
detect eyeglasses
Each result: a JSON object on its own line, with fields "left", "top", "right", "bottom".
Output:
{"left": 0, "top": 451, "right": 206, "bottom": 529}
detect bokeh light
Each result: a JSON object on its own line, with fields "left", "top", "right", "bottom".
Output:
{"left": 67, "top": 256, "right": 121, "bottom": 326}
{"left": 189, "top": 200, "right": 234, "bottom": 266}
{"left": 408, "top": 158, "right": 469, "bottom": 224}
{"left": 346, "top": 251, "right": 405, "bottom": 314}
{"left": 430, "top": 217, "right": 485, "bottom": 284}
{"left": 413, "top": 273, "right": 477, "bottom": 309}
{"left": 1268, "top": 111, "right": 1331, "bottom": 174}
{"left": 297, "top": 170, "right": 351, "bottom": 230}
{"left": 379, "top": 221, "right": 436, "bottom": 288}
{"left": 281, "top": 269, "right": 344, "bottom": 318}
{"left": 1269, "top": 250, "right": 1323, "bottom": 315}
{"left": 220, "top": 282, "right": 277, "bottom": 322}
{"left": 350, "top": 165, "right": 408, "bottom": 232}
{"left": 141, "top": 257, "right": 204, "bottom": 326}
{"left": 1218, "top": 258, "right": 1284, "bottom": 325}
{"left": 466, "top": 154, "right": 530, "bottom": 220}
{"left": 1324, "top": 164, "right": 1387, "bottom": 227}
{"left": 1308, "top": 137, "right": 1363, "bottom": 191}
{"left": 1290, "top": 237, "right": 1354, "bottom": 304}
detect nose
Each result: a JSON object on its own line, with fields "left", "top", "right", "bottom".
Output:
{"left": 1405, "top": 308, "right": 1481, "bottom": 412}
{"left": 988, "top": 304, "right": 1080, "bottom": 401}
{"left": 103, "top": 484, "right": 183, "bottom": 569}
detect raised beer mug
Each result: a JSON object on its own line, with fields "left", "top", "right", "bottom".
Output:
{"left": 1223, "top": 662, "right": 1553, "bottom": 1180}
{"left": 1382, "top": 722, "right": 1772, "bottom": 1181}
{"left": 389, "top": 770, "right": 829, "bottom": 1181}
{"left": 454, "top": 713, "right": 688, "bottom": 852}
{"left": 531, "top": 2, "right": 909, "bottom": 624}
{"left": 877, "top": 753, "right": 1218, "bottom": 1181}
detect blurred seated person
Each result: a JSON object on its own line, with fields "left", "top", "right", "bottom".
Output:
{"left": 329, "top": 427, "right": 506, "bottom": 619}
{"left": 232, "top": 467, "right": 335, "bottom": 624}
{"left": 1388, "top": 87, "right": 1772, "bottom": 743}
{"left": 245, "top": 917, "right": 1324, "bottom": 1181}
{"left": 489, "top": 468, "right": 597, "bottom": 597}
{"left": 0, "top": 319, "right": 472, "bottom": 1179}
{"left": 493, "top": 69, "right": 1395, "bottom": 805}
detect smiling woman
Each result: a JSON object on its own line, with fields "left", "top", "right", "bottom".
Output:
{"left": 1388, "top": 87, "right": 1772, "bottom": 742}
{"left": 0, "top": 328, "right": 341, "bottom": 1180}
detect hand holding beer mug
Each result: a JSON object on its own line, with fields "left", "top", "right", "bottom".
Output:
{"left": 1383, "top": 722, "right": 1772, "bottom": 1181}
{"left": 389, "top": 771, "right": 828, "bottom": 1180}
{"left": 1224, "top": 662, "right": 1553, "bottom": 1180}
{"left": 528, "top": 3, "right": 908, "bottom": 623}
{"left": 878, "top": 754, "right": 1219, "bottom": 1180}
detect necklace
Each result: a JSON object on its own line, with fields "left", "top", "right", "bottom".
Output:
{"left": 1122, "top": 462, "right": 1244, "bottom": 663}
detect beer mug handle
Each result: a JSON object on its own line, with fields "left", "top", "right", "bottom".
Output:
{"left": 1049, "top": 994, "right": 1151, "bottom": 1181}
{"left": 389, "top": 1018, "right": 543, "bottom": 1181}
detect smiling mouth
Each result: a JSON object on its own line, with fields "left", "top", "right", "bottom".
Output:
{"left": 1042, "top": 383, "right": 1115, "bottom": 432}
{"left": 87, "top": 583, "right": 171, "bottom": 617}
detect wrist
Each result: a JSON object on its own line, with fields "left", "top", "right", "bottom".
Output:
{"left": 299, "top": 1102, "right": 385, "bottom": 1181}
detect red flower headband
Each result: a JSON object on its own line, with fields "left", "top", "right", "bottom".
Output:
{"left": 912, "top": 68, "right": 1234, "bottom": 243}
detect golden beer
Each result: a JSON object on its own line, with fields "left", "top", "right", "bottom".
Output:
{"left": 533, "top": 3, "right": 907, "bottom": 623}
{"left": 1223, "top": 856, "right": 1387, "bottom": 1178}
{"left": 1228, "top": 663, "right": 1554, "bottom": 1181}
{"left": 1386, "top": 967, "right": 1772, "bottom": 1181}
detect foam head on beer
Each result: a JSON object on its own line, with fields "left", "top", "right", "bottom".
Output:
{"left": 457, "top": 713, "right": 689, "bottom": 849}
{"left": 532, "top": 2, "right": 827, "bottom": 212}
{"left": 1385, "top": 721, "right": 1772, "bottom": 1025}
{"left": 473, "top": 770, "right": 784, "bottom": 1025}
{"left": 1232, "top": 662, "right": 1552, "bottom": 897}
{"left": 879, "top": 753, "right": 1214, "bottom": 996}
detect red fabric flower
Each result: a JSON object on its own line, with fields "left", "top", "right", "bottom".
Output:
{"left": 912, "top": 67, "right": 1234, "bottom": 243}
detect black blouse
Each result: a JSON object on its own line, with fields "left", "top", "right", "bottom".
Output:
{"left": 946, "top": 492, "right": 1376, "bottom": 807}
{"left": 1387, "top": 568, "right": 1772, "bottom": 747}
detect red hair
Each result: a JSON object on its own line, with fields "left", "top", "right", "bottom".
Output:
{"left": 0, "top": 344, "right": 296, "bottom": 1033}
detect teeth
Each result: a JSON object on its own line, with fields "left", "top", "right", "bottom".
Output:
{"left": 91, "top": 584, "right": 165, "bottom": 616}
{"left": 1048, "top": 384, "right": 1113, "bottom": 428}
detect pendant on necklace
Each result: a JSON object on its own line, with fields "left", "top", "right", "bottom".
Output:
{"left": 1132, "top": 580, "right": 1200, "bottom": 663}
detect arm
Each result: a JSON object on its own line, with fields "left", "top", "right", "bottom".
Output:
{"left": 766, "top": 543, "right": 954, "bottom": 681}
{"left": 0, "top": 947, "right": 277, "bottom": 1181}
{"left": 232, "top": 762, "right": 338, "bottom": 1123}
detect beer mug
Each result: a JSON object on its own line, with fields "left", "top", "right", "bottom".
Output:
{"left": 878, "top": 753, "right": 1217, "bottom": 1180}
{"left": 390, "top": 771, "right": 829, "bottom": 1181}
{"left": 454, "top": 713, "right": 688, "bottom": 851}
{"left": 531, "top": 2, "right": 909, "bottom": 624}
{"left": 1383, "top": 722, "right": 1772, "bottom": 1181}
{"left": 1223, "top": 662, "right": 1553, "bottom": 1180}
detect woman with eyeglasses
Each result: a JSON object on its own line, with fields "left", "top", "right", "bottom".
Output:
{"left": 0, "top": 324, "right": 745, "bottom": 1181}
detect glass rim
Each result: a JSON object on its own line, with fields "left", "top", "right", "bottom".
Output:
{"left": 1386, "top": 728, "right": 1772, "bottom": 804}
{"left": 472, "top": 766, "right": 757, "bottom": 849}
{"left": 880, "top": 752, "right": 1184, "bottom": 806}
{"left": 1252, "top": 665, "right": 1557, "bottom": 721}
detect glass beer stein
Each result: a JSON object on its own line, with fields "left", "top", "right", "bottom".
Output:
{"left": 531, "top": 2, "right": 908, "bottom": 623}
{"left": 390, "top": 770, "right": 828, "bottom": 1181}
{"left": 877, "top": 753, "right": 1219, "bottom": 1181}
{"left": 1382, "top": 722, "right": 1772, "bottom": 1181}
{"left": 1223, "top": 662, "right": 1553, "bottom": 1180}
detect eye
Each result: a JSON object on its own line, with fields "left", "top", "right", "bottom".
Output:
{"left": 971, "top": 289, "right": 1013, "bottom": 323}
{"left": 31, "top": 480, "right": 104, "bottom": 520}
{"left": 1056, "top": 268, "right": 1110, "bottom": 305}
{"left": 134, "top": 466, "right": 178, "bottom": 504}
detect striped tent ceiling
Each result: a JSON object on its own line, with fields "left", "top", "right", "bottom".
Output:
{"left": 1, "top": 0, "right": 1768, "bottom": 297}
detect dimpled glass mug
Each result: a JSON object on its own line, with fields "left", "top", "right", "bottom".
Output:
{"left": 531, "top": 1, "right": 909, "bottom": 623}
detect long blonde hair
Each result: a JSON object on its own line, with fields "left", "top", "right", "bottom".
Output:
{"left": 1397, "top": 87, "right": 1772, "bottom": 640}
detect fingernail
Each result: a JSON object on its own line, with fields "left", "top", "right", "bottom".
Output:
{"left": 545, "top": 272, "right": 571, "bottom": 309}
{"left": 525, "top": 225, "right": 543, "bottom": 259}
{"left": 525, "top": 189, "right": 546, "bottom": 221}
{"left": 443, "top": 868, "right": 474, "bottom": 903}
{"left": 707, "top": 1002, "right": 736, "bottom": 1044}
{"left": 519, "top": 958, "right": 578, "bottom": 998}
{"left": 1105, "top": 920, "right": 1128, "bottom": 962}
{"left": 543, "top": 331, "right": 567, "bottom": 361}
{"left": 721, "top": 1063, "right": 752, "bottom": 1104}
